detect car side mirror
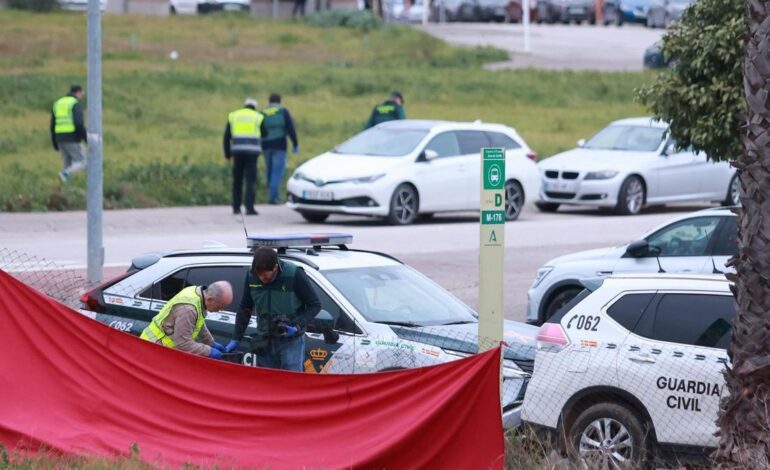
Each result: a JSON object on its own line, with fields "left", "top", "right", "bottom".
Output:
{"left": 423, "top": 149, "right": 439, "bottom": 161}
{"left": 314, "top": 309, "right": 336, "bottom": 331}
{"left": 577, "top": 139, "right": 586, "bottom": 148}
{"left": 625, "top": 239, "right": 651, "bottom": 258}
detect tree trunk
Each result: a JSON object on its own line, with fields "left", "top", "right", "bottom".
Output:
{"left": 715, "top": 0, "right": 770, "bottom": 467}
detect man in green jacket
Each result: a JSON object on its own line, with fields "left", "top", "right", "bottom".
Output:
{"left": 224, "top": 247, "right": 321, "bottom": 371}
{"left": 50, "top": 85, "right": 88, "bottom": 183}
{"left": 365, "top": 91, "right": 406, "bottom": 129}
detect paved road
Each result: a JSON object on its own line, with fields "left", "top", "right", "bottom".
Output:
{"left": 0, "top": 203, "right": 713, "bottom": 321}
{"left": 419, "top": 23, "right": 665, "bottom": 71}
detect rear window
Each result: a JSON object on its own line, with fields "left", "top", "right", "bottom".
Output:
{"left": 606, "top": 293, "right": 656, "bottom": 332}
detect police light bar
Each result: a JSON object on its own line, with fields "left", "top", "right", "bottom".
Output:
{"left": 247, "top": 233, "right": 353, "bottom": 249}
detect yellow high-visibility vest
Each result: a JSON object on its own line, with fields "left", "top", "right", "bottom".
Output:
{"left": 140, "top": 286, "right": 206, "bottom": 348}
{"left": 53, "top": 96, "right": 79, "bottom": 134}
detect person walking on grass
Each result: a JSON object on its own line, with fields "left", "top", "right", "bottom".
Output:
{"left": 51, "top": 85, "right": 87, "bottom": 183}
{"left": 261, "top": 93, "right": 299, "bottom": 205}
{"left": 224, "top": 98, "right": 266, "bottom": 215}
{"left": 364, "top": 91, "right": 406, "bottom": 129}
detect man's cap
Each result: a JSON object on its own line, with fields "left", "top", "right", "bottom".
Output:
{"left": 244, "top": 98, "right": 258, "bottom": 108}
{"left": 390, "top": 91, "right": 403, "bottom": 103}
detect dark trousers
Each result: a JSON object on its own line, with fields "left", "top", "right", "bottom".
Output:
{"left": 292, "top": 0, "right": 306, "bottom": 16}
{"left": 232, "top": 151, "right": 259, "bottom": 212}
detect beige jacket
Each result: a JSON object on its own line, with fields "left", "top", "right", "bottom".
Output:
{"left": 159, "top": 296, "right": 216, "bottom": 356}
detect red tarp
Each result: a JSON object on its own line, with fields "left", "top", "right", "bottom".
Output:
{"left": 0, "top": 270, "right": 504, "bottom": 469}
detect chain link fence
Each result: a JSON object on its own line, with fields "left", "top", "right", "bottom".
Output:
{"left": 1, "top": 248, "right": 730, "bottom": 468}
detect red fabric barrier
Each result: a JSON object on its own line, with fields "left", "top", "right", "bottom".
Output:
{"left": 0, "top": 270, "right": 504, "bottom": 469}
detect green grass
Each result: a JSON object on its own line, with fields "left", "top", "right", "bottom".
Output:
{"left": 0, "top": 10, "right": 651, "bottom": 211}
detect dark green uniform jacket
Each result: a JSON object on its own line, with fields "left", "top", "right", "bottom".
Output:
{"left": 365, "top": 100, "right": 406, "bottom": 129}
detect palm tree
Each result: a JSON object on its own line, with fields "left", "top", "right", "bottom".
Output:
{"left": 714, "top": 1, "right": 770, "bottom": 466}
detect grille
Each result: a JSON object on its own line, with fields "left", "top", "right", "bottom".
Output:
{"left": 545, "top": 191, "right": 576, "bottom": 199}
{"left": 562, "top": 171, "right": 579, "bottom": 180}
{"left": 544, "top": 170, "right": 559, "bottom": 179}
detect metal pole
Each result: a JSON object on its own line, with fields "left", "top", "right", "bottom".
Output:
{"left": 523, "top": 0, "right": 530, "bottom": 52}
{"left": 272, "top": 0, "right": 278, "bottom": 18}
{"left": 422, "top": 0, "right": 428, "bottom": 24}
{"left": 87, "top": 0, "right": 104, "bottom": 283}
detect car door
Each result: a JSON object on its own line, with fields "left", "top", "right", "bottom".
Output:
{"left": 617, "top": 292, "right": 733, "bottom": 447}
{"left": 654, "top": 139, "right": 701, "bottom": 201}
{"left": 613, "top": 215, "right": 722, "bottom": 274}
{"left": 415, "top": 131, "right": 467, "bottom": 211}
{"left": 455, "top": 130, "right": 492, "bottom": 210}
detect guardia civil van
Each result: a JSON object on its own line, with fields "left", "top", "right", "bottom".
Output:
{"left": 522, "top": 274, "right": 733, "bottom": 465}
{"left": 78, "top": 234, "right": 538, "bottom": 429}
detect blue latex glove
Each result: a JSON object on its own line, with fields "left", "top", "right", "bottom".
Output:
{"left": 213, "top": 342, "right": 225, "bottom": 352}
{"left": 209, "top": 347, "right": 223, "bottom": 359}
{"left": 292, "top": 145, "right": 299, "bottom": 154}
{"left": 224, "top": 340, "right": 240, "bottom": 353}
{"left": 282, "top": 324, "right": 299, "bottom": 337}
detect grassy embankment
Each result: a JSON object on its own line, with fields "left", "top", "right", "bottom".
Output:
{"left": 0, "top": 11, "right": 651, "bottom": 211}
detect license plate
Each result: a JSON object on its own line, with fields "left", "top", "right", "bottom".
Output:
{"left": 302, "top": 190, "right": 334, "bottom": 201}
{"left": 544, "top": 181, "right": 574, "bottom": 192}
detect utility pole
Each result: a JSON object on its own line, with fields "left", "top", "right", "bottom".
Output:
{"left": 523, "top": 0, "right": 531, "bottom": 52}
{"left": 87, "top": 0, "right": 104, "bottom": 283}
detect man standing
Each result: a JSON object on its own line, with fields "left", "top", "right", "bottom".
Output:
{"left": 140, "top": 281, "right": 233, "bottom": 359}
{"left": 364, "top": 91, "right": 406, "bottom": 129}
{"left": 50, "top": 85, "right": 88, "bottom": 183}
{"left": 223, "top": 98, "right": 266, "bottom": 215}
{"left": 224, "top": 247, "right": 321, "bottom": 371}
{"left": 261, "top": 93, "right": 299, "bottom": 205}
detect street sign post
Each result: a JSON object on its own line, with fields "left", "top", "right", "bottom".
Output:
{"left": 478, "top": 148, "right": 505, "bottom": 350}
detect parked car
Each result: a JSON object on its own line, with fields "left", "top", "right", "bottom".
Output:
{"left": 535, "top": 0, "right": 595, "bottom": 23}
{"left": 646, "top": 0, "right": 692, "bottom": 27}
{"left": 386, "top": 0, "right": 426, "bottom": 22}
{"left": 643, "top": 41, "right": 670, "bottom": 68}
{"left": 602, "top": 0, "right": 651, "bottom": 24}
{"left": 499, "top": 0, "right": 538, "bottom": 22}
{"left": 169, "top": 0, "right": 249, "bottom": 14}
{"left": 432, "top": 0, "right": 482, "bottom": 21}
{"left": 58, "top": 0, "right": 105, "bottom": 11}
{"left": 286, "top": 119, "right": 540, "bottom": 225}
{"left": 536, "top": 117, "right": 737, "bottom": 215}
{"left": 477, "top": 0, "right": 512, "bottom": 21}
{"left": 535, "top": 0, "right": 565, "bottom": 23}
{"left": 78, "top": 234, "right": 538, "bottom": 429}
{"left": 526, "top": 207, "right": 737, "bottom": 325}
{"left": 523, "top": 273, "right": 733, "bottom": 465}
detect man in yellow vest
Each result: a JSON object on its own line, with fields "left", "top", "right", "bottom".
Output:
{"left": 223, "top": 98, "right": 266, "bottom": 216}
{"left": 140, "top": 281, "right": 233, "bottom": 359}
{"left": 50, "top": 85, "right": 88, "bottom": 183}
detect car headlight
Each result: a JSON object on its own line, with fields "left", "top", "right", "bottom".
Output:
{"left": 349, "top": 173, "right": 386, "bottom": 184}
{"left": 584, "top": 170, "right": 619, "bottom": 180}
{"left": 531, "top": 266, "right": 554, "bottom": 289}
{"left": 292, "top": 171, "right": 304, "bottom": 181}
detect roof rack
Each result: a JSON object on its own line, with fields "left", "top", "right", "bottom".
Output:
{"left": 247, "top": 233, "right": 353, "bottom": 254}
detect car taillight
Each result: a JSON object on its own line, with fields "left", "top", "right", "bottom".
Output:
{"left": 526, "top": 151, "right": 538, "bottom": 162}
{"left": 78, "top": 271, "right": 132, "bottom": 313}
{"left": 536, "top": 322, "right": 569, "bottom": 352}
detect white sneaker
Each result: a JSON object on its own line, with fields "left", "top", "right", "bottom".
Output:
{"left": 58, "top": 170, "right": 69, "bottom": 183}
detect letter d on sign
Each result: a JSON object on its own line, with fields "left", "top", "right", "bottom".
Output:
{"left": 495, "top": 193, "right": 503, "bottom": 207}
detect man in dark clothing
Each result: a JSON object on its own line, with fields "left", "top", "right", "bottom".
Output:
{"left": 261, "top": 93, "right": 299, "bottom": 205}
{"left": 224, "top": 247, "right": 321, "bottom": 372}
{"left": 223, "top": 98, "right": 266, "bottom": 215}
{"left": 50, "top": 85, "right": 88, "bottom": 183}
{"left": 292, "top": 0, "right": 306, "bottom": 16}
{"left": 364, "top": 91, "right": 406, "bottom": 129}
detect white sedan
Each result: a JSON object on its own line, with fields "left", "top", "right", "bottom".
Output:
{"left": 286, "top": 119, "right": 541, "bottom": 225}
{"left": 536, "top": 117, "right": 738, "bottom": 215}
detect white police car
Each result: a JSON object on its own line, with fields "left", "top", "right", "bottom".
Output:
{"left": 79, "top": 234, "right": 538, "bottom": 429}
{"left": 523, "top": 274, "right": 733, "bottom": 465}
{"left": 527, "top": 207, "right": 737, "bottom": 325}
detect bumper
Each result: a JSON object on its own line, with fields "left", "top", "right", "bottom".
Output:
{"left": 286, "top": 179, "right": 391, "bottom": 217}
{"left": 526, "top": 289, "right": 542, "bottom": 324}
{"left": 538, "top": 176, "right": 621, "bottom": 208}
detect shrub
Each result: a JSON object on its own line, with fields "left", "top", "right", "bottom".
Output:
{"left": 8, "top": 0, "right": 59, "bottom": 11}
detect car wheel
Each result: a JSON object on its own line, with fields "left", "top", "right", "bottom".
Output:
{"left": 543, "top": 286, "right": 582, "bottom": 322}
{"left": 568, "top": 402, "right": 651, "bottom": 467}
{"left": 615, "top": 176, "right": 644, "bottom": 215}
{"left": 535, "top": 201, "right": 560, "bottom": 213}
{"left": 504, "top": 180, "right": 524, "bottom": 221}
{"left": 387, "top": 184, "right": 419, "bottom": 225}
{"left": 722, "top": 174, "right": 741, "bottom": 207}
{"left": 299, "top": 211, "right": 329, "bottom": 223}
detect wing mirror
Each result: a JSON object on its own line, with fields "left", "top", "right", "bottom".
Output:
{"left": 314, "top": 310, "right": 340, "bottom": 344}
{"left": 423, "top": 149, "right": 439, "bottom": 161}
{"left": 625, "top": 239, "right": 652, "bottom": 257}
{"left": 577, "top": 139, "right": 586, "bottom": 148}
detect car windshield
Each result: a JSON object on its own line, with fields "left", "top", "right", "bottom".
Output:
{"left": 323, "top": 265, "right": 477, "bottom": 326}
{"left": 333, "top": 128, "right": 428, "bottom": 157}
{"left": 584, "top": 125, "right": 667, "bottom": 152}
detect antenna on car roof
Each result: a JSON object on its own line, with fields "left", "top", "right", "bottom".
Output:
{"left": 712, "top": 258, "right": 725, "bottom": 275}
{"left": 238, "top": 209, "right": 250, "bottom": 240}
